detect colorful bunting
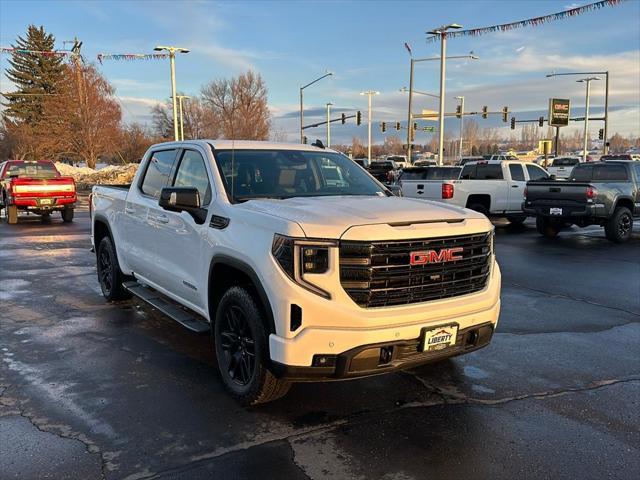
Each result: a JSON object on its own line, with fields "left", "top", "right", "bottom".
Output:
{"left": 0, "top": 47, "right": 72, "bottom": 57}
{"left": 425, "top": 0, "right": 626, "bottom": 43}
{"left": 97, "top": 53, "right": 170, "bottom": 64}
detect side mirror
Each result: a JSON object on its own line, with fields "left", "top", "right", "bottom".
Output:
{"left": 159, "top": 187, "right": 207, "bottom": 224}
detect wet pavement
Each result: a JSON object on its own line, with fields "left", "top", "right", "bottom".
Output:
{"left": 1, "top": 205, "right": 639, "bottom": 479}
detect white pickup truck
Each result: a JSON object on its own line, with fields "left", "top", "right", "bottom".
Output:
{"left": 90, "top": 141, "right": 501, "bottom": 405}
{"left": 414, "top": 160, "right": 549, "bottom": 224}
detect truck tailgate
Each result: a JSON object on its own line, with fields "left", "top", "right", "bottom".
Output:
{"left": 525, "top": 181, "right": 596, "bottom": 216}
{"left": 399, "top": 179, "right": 443, "bottom": 200}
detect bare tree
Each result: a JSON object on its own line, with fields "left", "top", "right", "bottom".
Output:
{"left": 201, "top": 70, "right": 270, "bottom": 140}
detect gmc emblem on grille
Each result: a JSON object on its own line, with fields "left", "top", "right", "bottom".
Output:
{"left": 410, "top": 247, "right": 463, "bottom": 265}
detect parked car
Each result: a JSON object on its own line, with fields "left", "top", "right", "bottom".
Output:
{"left": 421, "top": 160, "right": 549, "bottom": 224}
{"left": 0, "top": 160, "right": 77, "bottom": 224}
{"left": 488, "top": 154, "right": 519, "bottom": 161}
{"left": 413, "top": 159, "right": 438, "bottom": 167}
{"left": 386, "top": 155, "right": 408, "bottom": 168}
{"left": 534, "top": 155, "right": 556, "bottom": 166}
{"left": 368, "top": 160, "right": 399, "bottom": 184}
{"left": 458, "top": 156, "right": 485, "bottom": 166}
{"left": 398, "top": 166, "right": 462, "bottom": 199}
{"left": 601, "top": 154, "right": 635, "bottom": 161}
{"left": 547, "top": 157, "right": 582, "bottom": 179}
{"left": 524, "top": 161, "right": 640, "bottom": 242}
{"left": 91, "top": 140, "right": 501, "bottom": 405}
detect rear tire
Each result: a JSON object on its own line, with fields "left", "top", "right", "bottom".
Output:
{"left": 41, "top": 212, "right": 51, "bottom": 222}
{"left": 604, "top": 207, "right": 633, "bottom": 243}
{"left": 6, "top": 205, "right": 18, "bottom": 225}
{"left": 536, "top": 216, "right": 559, "bottom": 238}
{"left": 61, "top": 207, "right": 74, "bottom": 223}
{"left": 468, "top": 203, "right": 489, "bottom": 216}
{"left": 214, "top": 286, "right": 291, "bottom": 406}
{"left": 96, "top": 236, "right": 131, "bottom": 301}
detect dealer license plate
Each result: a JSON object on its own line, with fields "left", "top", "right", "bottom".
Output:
{"left": 550, "top": 207, "right": 563, "bottom": 215}
{"left": 39, "top": 199, "right": 52, "bottom": 205}
{"left": 422, "top": 324, "right": 458, "bottom": 352}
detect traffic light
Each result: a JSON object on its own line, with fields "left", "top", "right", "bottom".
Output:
{"left": 413, "top": 122, "right": 418, "bottom": 132}
{"left": 395, "top": 122, "right": 401, "bottom": 131}
{"left": 598, "top": 128, "right": 604, "bottom": 140}
{"left": 482, "top": 106, "right": 488, "bottom": 119}
{"left": 303, "top": 136, "right": 308, "bottom": 144}
{"left": 341, "top": 113, "right": 346, "bottom": 124}
{"left": 356, "top": 111, "right": 362, "bottom": 125}
{"left": 510, "top": 117, "right": 516, "bottom": 130}
{"left": 381, "top": 122, "right": 386, "bottom": 133}
{"left": 456, "top": 104, "right": 462, "bottom": 119}
{"left": 502, "top": 107, "right": 509, "bottom": 123}
{"left": 538, "top": 116, "right": 544, "bottom": 127}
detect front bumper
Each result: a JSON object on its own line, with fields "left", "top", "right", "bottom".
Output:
{"left": 268, "top": 261, "right": 501, "bottom": 377}
{"left": 272, "top": 321, "right": 495, "bottom": 380}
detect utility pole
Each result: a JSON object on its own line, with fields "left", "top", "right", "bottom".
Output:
{"left": 154, "top": 45, "right": 190, "bottom": 141}
{"left": 360, "top": 90, "right": 379, "bottom": 164}
{"left": 407, "top": 59, "right": 414, "bottom": 163}
{"left": 326, "top": 102, "right": 332, "bottom": 147}
{"left": 577, "top": 76, "right": 600, "bottom": 162}
{"left": 456, "top": 96, "right": 464, "bottom": 159}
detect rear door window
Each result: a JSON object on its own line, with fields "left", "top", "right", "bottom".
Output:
{"left": 476, "top": 164, "right": 503, "bottom": 179}
{"left": 140, "top": 149, "right": 177, "bottom": 198}
{"left": 508, "top": 164, "right": 525, "bottom": 181}
{"left": 592, "top": 164, "right": 628, "bottom": 182}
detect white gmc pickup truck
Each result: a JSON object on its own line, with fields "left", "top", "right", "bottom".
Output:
{"left": 91, "top": 141, "right": 501, "bottom": 405}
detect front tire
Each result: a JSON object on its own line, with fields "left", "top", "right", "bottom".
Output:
{"left": 214, "top": 286, "right": 291, "bottom": 406}
{"left": 536, "top": 216, "right": 559, "bottom": 238}
{"left": 96, "top": 236, "right": 131, "bottom": 301}
{"left": 604, "top": 207, "right": 633, "bottom": 243}
{"left": 61, "top": 207, "right": 74, "bottom": 223}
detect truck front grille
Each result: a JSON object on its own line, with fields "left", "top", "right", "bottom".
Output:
{"left": 339, "top": 232, "right": 492, "bottom": 308}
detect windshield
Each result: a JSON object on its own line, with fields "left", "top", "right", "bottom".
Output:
{"left": 213, "top": 149, "right": 387, "bottom": 202}
{"left": 6, "top": 161, "right": 58, "bottom": 179}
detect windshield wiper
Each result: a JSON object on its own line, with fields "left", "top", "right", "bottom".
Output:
{"left": 234, "top": 194, "right": 286, "bottom": 202}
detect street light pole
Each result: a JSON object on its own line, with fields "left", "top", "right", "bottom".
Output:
{"left": 326, "top": 102, "right": 333, "bottom": 147}
{"left": 176, "top": 95, "right": 190, "bottom": 141}
{"left": 577, "top": 76, "right": 600, "bottom": 162}
{"left": 360, "top": 91, "right": 380, "bottom": 164}
{"left": 437, "top": 33, "right": 447, "bottom": 165}
{"left": 299, "top": 72, "right": 333, "bottom": 143}
{"left": 407, "top": 59, "right": 414, "bottom": 163}
{"left": 154, "top": 45, "right": 190, "bottom": 141}
{"left": 456, "top": 96, "right": 464, "bottom": 159}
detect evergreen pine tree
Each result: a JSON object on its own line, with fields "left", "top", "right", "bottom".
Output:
{"left": 3, "top": 25, "right": 65, "bottom": 124}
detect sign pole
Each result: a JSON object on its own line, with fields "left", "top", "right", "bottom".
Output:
{"left": 554, "top": 126, "right": 560, "bottom": 157}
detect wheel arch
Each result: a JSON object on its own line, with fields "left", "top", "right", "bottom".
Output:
{"left": 208, "top": 256, "right": 276, "bottom": 335}
{"left": 613, "top": 197, "right": 634, "bottom": 214}
{"left": 466, "top": 194, "right": 491, "bottom": 211}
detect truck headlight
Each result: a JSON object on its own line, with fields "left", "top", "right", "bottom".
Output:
{"left": 272, "top": 234, "right": 336, "bottom": 298}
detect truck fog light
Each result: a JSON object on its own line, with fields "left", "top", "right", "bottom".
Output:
{"left": 312, "top": 354, "right": 336, "bottom": 367}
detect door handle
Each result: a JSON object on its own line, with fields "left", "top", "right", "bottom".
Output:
{"left": 156, "top": 214, "right": 169, "bottom": 224}
{"left": 125, "top": 207, "right": 135, "bottom": 214}
{"left": 511, "top": 185, "right": 519, "bottom": 188}
{"left": 417, "top": 191, "right": 424, "bottom": 195}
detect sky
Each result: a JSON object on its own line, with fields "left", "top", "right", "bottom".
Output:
{"left": 0, "top": 0, "right": 639, "bottom": 145}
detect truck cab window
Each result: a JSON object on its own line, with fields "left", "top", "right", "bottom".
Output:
{"left": 509, "top": 164, "right": 525, "bottom": 181}
{"left": 173, "top": 150, "right": 212, "bottom": 205}
{"left": 141, "top": 149, "right": 177, "bottom": 198}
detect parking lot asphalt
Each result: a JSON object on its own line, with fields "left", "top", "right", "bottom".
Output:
{"left": 1, "top": 207, "right": 639, "bottom": 480}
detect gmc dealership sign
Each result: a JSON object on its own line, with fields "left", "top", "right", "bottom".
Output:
{"left": 548, "top": 98, "right": 570, "bottom": 127}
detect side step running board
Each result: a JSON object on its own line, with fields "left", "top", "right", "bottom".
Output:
{"left": 123, "top": 281, "right": 210, "bottom": 334}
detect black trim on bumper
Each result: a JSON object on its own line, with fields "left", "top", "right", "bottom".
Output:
{"left": 271, "top": 322, "right": 494, "bottom": 381}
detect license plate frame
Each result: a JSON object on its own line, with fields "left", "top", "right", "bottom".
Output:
{"left": 39, "top": 198, "right": 53, "bottom": 205}
{"left": 420, "top": 323, "right": 459, "bottom": 352}
{"left": 549, "top": 207, "right": 563, "bottom": 215}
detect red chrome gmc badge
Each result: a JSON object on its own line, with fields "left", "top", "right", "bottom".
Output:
{"left": 410, "top": 247, "right": 463, "bottom": 265}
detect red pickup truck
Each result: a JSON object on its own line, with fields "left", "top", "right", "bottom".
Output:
{"left": 0, "top": 160, "right": 77, "bottom": 224}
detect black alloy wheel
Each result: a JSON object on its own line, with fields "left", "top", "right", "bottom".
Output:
{"left": 98, "top": 246, "right": 114, "bottom": 296}
{"left": 96, "top": 236, "right": 131, "bottom": 301}
{"left": 219, "top": 305, "right": 256, "bottom": 386}
{"left": 618, "top": 211, "right": 632, "bottom": 237}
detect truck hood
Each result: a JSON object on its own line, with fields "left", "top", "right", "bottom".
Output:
{"left": 237, "top": 195, "right": 489, "bottom": 239}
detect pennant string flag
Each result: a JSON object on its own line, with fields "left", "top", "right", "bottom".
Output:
{"left": 425, "top": 0, "right": 626, "bottom": 43}
{"left": 97, "top": 53, "right": 171, "bottom": 64}
{"left": 0, "top": 47, "right": 72, "bottom": 57}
